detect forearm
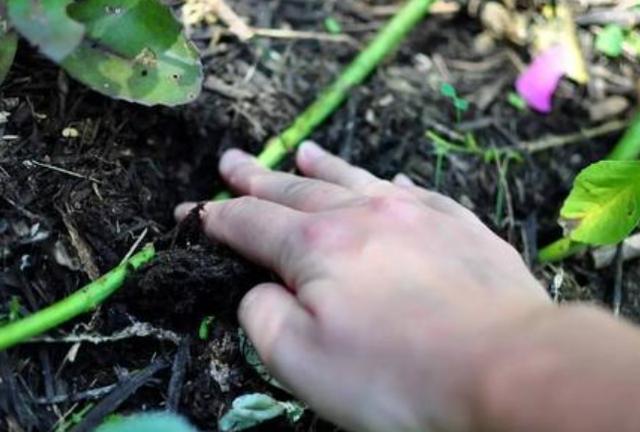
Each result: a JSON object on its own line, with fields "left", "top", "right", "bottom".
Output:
{"left": 474, "top": 305, "right": 640, "bottom": 432}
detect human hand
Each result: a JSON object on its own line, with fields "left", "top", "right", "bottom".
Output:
{"left": 175, "top": 142, "right": 551, "bottom": 432}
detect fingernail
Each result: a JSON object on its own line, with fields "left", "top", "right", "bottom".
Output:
{"left": 298, "top": 140, "right": 326, "bottom": 162}
{"left": 219, "top": 149, "right": 254, "bottom": 176}
{"left": 393, "top": 173, "right": 415, "bottom": 187}
{"left": 174, "top": 202, "right": 197, "bottom": 222}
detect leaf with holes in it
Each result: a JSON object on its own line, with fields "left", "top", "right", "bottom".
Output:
{"left": 7, "top": 0, "right": 84, "bottom": 62}
{"left": 560, "top": 161, "right": 640, "bottom": 246}
{"left": 62, "top": 0, "right": 203, "bottom": 106}
{"left": 0, "top": 26, "right": 18, "bottom": 85}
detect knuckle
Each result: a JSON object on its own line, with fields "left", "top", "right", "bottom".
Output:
{"left": 367, "top": 195, "right": 421, "bottom": 222}
{"left": 297, "top": 217, "right": 357, "bottom": 252}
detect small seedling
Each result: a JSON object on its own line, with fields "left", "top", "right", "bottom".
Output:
{"left": 0, "top": 296, "right": 23, "bottom": 326}
{"left": 440, "top": 83, "right": 470, "bottom": 123}
{"left": 596, "top": 24, "right": 625, "bottom": 58}
{"left": 324, "top": 17, "right": 342, "bottom": 34}
{"left": 427, "top": 130, "right": 522, "bottom": 223}
{"left": 507, "top": 91, "right": 528, "bottom": 111}
{"left": 198, "top": 316, "right": 215, "bottom": 340}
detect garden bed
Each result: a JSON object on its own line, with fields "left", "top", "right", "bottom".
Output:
{"left": 1, "top": 0, "right": 639, "bottom": 430}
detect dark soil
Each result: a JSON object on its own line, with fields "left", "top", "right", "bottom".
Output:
{"left": 1, "top": 1, "right": 639, "bottom": 431}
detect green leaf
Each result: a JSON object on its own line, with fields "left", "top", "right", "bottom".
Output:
{"left": 453, "top": 97, "right": 469, "bottom": 112}
{"left": 507, "top": 91, "right": 527, "bottom": 111}
{"left": 7, "top": 0, "right": 84, "bottom": 62}
{"left": 61, "top": 0, "right": 203, "bottom": 106}
{"left": 0, "top": 26, "right": 18, "bottom": 85}
{"left": 95, "top": 411, "right": 199, "bottom": 432}
{"left": 624, "top": 31, "right": 640, "bottom": 57}
{"left": 218, "top": 394, "right": 285, "bottom": 432}
{"left": 596, "top": 24, "right": 625, "bottom": 58}
{"left": 324, "top": 17, "right": 342, "bottom": 35}
{"left": 561, "top": 161, "right": 640, "bottom": 245}
{"left": 218, "top": 394, "right": 305, "bottom": 432}
{"left": 440, "top": 83, "right": 457, "bottom": 99}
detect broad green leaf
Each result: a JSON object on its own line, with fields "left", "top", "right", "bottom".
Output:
{"left": 0, "top": 26, "right": 17, "bottom": 85}
{"left": 561, "top": 161, "right": 640, "bottom": 245}
{"left": 7, "top": 0, "right": 84, "bottom": 62}
{"left": 62, "top": 0, "right": 203, "bottom": 106}
{"left": 596, "top": 25, "right": 625, "bottom": 58}
{"left": 218, "top": 394, "right": 305, "bottom": 432}
{"left": 96, "top": 411, "right": 199, "bottom": 432}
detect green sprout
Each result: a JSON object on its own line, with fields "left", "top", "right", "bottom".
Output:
{"left": 198, "top": 316, "right": 215, "bottom": 340}
{"left": 324, "top": 17, "right": 343, "bottom": 35}
{"left": 427, "top": 130, "right": 522, "bottom": 222}
{"left": 440, "top": 83, "right": 470, "bottom": 123}
{"left": 507, "top": 91, "right": 528, "bottom": 112}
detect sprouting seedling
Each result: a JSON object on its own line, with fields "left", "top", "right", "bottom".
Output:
{"left": 440, "top": 83, "right": 470, "bottom": 123}
{"left": 426, "top": 130, "right": 522, "bottom": 220}
{"left": 324, "top": 17, "right": 343, "bottom": 35}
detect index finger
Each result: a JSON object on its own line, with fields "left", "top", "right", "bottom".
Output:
{"left": 193, "top": 197, "right": 307, "bottom": 285}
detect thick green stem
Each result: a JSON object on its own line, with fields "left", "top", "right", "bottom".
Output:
{"left": 0, "top": 0, "right": 435, "bottom": 351}
{"left": 215, "top": 0, "right": 436, "bottom": 200}
{"left": 0, "top": 245, "right": 156, "bottom": 351}
{"left": 538, "top": 113, "right": 640, "bottom": 263}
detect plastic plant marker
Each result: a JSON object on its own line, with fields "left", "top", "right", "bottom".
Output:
{"left": 596, "top": 24, "right": 625, "bottom": 58}
{"left": 561, "top": 161, "right": 640, "bottom": 246}
{"left": 62, "top": 0, "right": 203, "bottom": 106}
{"left": 516, "top": 44, "right": 569, "bottom": 113}
{"left": 7, "top": 0, "right": 84, "bottom": 62}
{"left": 0, "top": 27, "right": 18, "bottom": 85}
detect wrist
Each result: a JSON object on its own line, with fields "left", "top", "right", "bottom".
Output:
{"left": 472, "top": 304, "right": 640, "bottom": 432}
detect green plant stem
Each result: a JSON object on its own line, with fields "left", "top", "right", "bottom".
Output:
{"left": 215, "top": 0, "right": 436, "bottom": 200}
{"left": 0, "top": 245, "right": 156, "bottom": 351}
{"left": 608, "top": 112, "right": 640, "bottom": 161}
{"left": 538, "top": 113, "right": 640, "bottom": 263}
{"left": 0, "top": 0, "right": 435, "bottom": 351}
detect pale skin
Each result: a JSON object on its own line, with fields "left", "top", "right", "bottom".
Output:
{"left": 176, "top": 141, "right": 640, "bottom": 432}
